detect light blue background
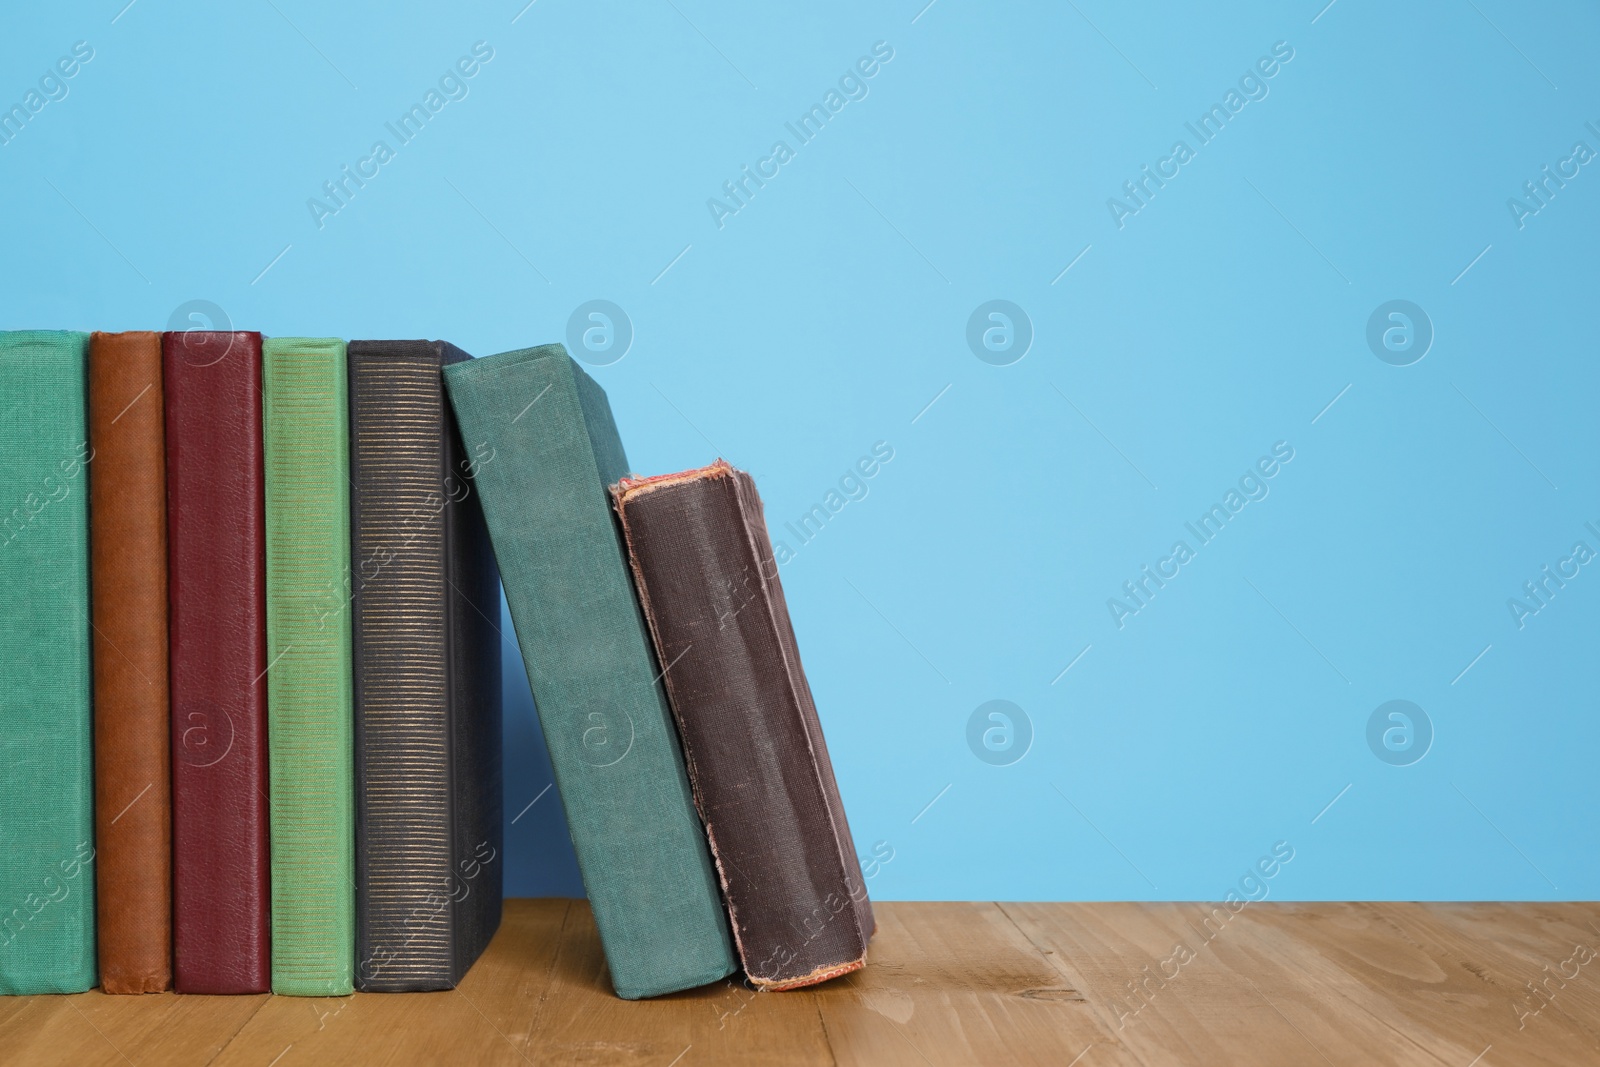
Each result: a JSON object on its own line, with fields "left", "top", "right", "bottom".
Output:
{"left": 4, "top": 1, "right": 1595, "bottom": 901}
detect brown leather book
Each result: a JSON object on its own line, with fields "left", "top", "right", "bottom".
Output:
{"left": 612, "top": 460, "right": 874, "bottom": 990}
{"left": 88, "top": 330, "right": 173, "bottom": 993}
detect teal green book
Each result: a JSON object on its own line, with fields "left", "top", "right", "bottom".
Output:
{"left": 443, "top": 345, "right": 736, "bottom": 999}
{"left": 263, "top": 337, "right": 356, "bottom": 995}
{"left": 0, "top": 331, "right": 97, "bottom": 994}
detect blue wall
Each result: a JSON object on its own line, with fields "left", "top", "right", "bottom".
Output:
{"left": 5, "top": 1, "right": 1595, "bottom": 901}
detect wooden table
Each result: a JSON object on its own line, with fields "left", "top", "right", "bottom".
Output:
{"left": 3, "top": 900, "right": 1596, "bottom": 1065}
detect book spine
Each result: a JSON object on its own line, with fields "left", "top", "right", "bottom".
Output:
{"left": 264, "top": 337, "right": 356, "bottom": 996}
{"left": 438, "top": 341, "right": 504, "bottom": 985}
{"left": 613, "top": 463, "right": 872, "bottom": 990}
{"left": 164, "top": 330, "right": 271, "bottom": 995}
{"left": 348, "top": 340, "right": 456, "bottom": 991}
{"left": 443, "top": 346, "right": 735, "bottom": 1000}
{"left": 0, "top": 331, "right": 96, "bottom": 995}
{"left": 88, "top": 331, "right": 173, "bottom": 993}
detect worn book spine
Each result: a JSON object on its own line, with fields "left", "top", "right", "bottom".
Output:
{"left": 443, "top": 345, "right": 736, "bottom": 1000}
{"left": 164, "top": 330, "right": 271, "bottom": 994}
{"left": 0, "top": 331, "right": 97, "bottom": 995}
{"left": 89, "top": 330, "right": 173, "bottom": 993}
{"left": 348, "top": 340, "right": 503, "bottom": 992}
{"left": 263, "top": 337, "right": 357, "bottom": 996}
{"left": 613, "top": 461, "right": 874, "bottom": 990}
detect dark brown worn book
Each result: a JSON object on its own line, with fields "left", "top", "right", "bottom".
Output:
{"left": 89, "top": 331, "right": 173, "bottom": 993}
{"left": 611, "top": 460, "right": 874, "bottom": 990}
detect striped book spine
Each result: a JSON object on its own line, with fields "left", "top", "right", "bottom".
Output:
{"left": 348, "top": 339, "right": 502, "bottom": 991}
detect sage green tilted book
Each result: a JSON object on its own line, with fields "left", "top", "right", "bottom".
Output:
{"left": 443, "top": 345, "right": 736, "bottom": 999}
{"left": 263, "top": 337, "right": 356, "bottom": 995}
{"left": 0, "top": 331, "right": 97, "bottom": 995}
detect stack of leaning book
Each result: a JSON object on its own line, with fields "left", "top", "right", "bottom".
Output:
{"left": 0, "top": 331, "right": 870, "bottom": 1001}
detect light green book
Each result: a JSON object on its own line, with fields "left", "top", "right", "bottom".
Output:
{"left": 0, "top": 331, "right": 96, "bottom": 994}
{"left": 263, "top": 336, "right": 356, "bottom": 995}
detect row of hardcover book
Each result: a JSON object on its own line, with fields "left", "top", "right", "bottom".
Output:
{"left": 0, "top": 331, "right": 872, "bottom": 1000}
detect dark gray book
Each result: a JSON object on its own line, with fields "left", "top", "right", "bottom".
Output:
{"left": 348, "top": 340, "right": 503, "bottom": 991}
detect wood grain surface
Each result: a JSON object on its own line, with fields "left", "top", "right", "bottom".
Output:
{"left": 3, "top": 899, "right": 1595, "bottom": 1065}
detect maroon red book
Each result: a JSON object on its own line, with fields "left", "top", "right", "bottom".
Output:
{"left": 162, "top": 331, "right": 271, "bottom": 994}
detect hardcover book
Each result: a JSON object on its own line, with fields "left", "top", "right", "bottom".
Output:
{"left": 164, "top": 330, "right": 271, "bottom": 994}
{"left": 89, "top": 330, "right": 173, "bottom": 993}
{"left": 613, "top": 461, "right": 874, "bottom": 990}
{"left": 0, "top": 331, "right": 97, "bottom": 995}
{"left": 263, "top": 337, "right": 357, "bottom": 996}
{"left": 442, "top": 345, "right": 736, "bottom": 999}
{"left": 347, "top": 339, "right": 503, "bottom": 992}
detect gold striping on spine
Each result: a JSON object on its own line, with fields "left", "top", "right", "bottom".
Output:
{"left": 349, "top": 348, "right": 455, "bottom": 981}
